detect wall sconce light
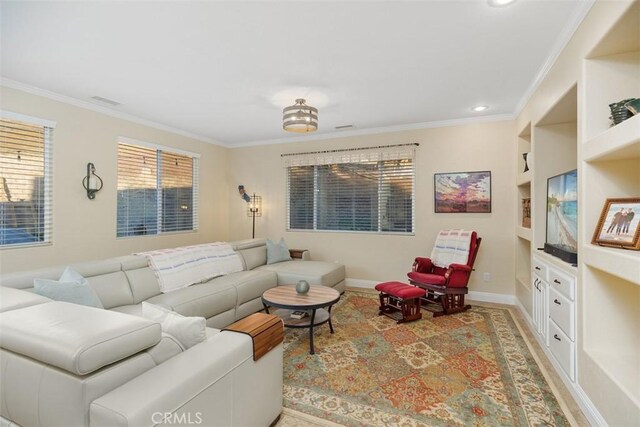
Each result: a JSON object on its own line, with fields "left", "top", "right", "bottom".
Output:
{"left": 238, "top": 185, "right": 251, "bottom": 202}
{"left": 82, "top": 162, "right": 103, "bottom": 199}
{"left": 247, "top": 193, "right": 262, "bottom": 239}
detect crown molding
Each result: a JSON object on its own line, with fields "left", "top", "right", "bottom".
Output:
{"left": 0, "top": 78, "right": 227, "bottom": 147}
{"left": 230, "top": 113, "right": 515, "bottom": 148}
{"left": 513, "top": 0, "right": 595, "bottom": 117}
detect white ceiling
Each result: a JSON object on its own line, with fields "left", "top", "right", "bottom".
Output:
{"left": 1, "top": 1, "right": 592, "bottom": 147}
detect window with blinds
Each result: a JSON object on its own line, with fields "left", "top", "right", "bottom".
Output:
{"left": 0, "top": 117, "right": 53, "bottom": 247}
{"left": 117, "top": 142, "right": 198, "bottom": 237}
{"left": 287, "top": 158, "right": 414, "bottom": 234}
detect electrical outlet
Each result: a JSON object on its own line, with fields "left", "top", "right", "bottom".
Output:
{"left": 483, "top": 272, "right": 491, "bottom": 282}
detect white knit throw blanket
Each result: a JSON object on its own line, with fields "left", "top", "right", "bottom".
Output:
{"left": 430, "top": 229, "right": 473, "bottom": 268}
{"left": 138, "top": 242, "right": 243, "bottom": 293}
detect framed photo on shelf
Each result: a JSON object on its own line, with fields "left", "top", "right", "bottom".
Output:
{"left": 592, "top": 198, "right": 640, "bottom": 250}
{"left": 434, "top": 171, "right": 491, "bottom": 213}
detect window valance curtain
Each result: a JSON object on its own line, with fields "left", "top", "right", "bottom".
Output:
{"left": 281, "top": 143, "right": 418, "bottom": 168}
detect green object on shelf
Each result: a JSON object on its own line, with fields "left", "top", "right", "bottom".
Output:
{"left": 624, "top": 98, "right": 640, "bottom": 116}
{"left": 609, "top": 98, "right": 636, "bottom": 125}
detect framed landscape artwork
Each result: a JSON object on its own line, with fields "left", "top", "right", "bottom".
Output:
{"left": 592, "top": 197, "right": 640, "bottom": 250}
{"left": 434, "top": 171, "right": 491, "bottom": 213}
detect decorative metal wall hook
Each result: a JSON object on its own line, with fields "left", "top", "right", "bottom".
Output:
{"left": 82, "top": 162, "right": 103, "bottom": 199}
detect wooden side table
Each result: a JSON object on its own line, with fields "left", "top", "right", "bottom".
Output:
{"left": 262, "top": 285, "right": 340, "bottom": 355}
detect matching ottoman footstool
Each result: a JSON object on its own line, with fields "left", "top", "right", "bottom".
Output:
{"left": 374, "top": 281, "right": 426, "bottom": 324}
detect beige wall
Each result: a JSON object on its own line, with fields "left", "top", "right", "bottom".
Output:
{"left": 0, "top": 86, "right": 230, "bottom": 273}
{"left": 228, "top": 121, "right": 516, "bottom": 295}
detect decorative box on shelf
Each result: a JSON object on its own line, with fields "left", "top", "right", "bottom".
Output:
{"left": 522, "top": 198, "right": 531, "bottom": 228}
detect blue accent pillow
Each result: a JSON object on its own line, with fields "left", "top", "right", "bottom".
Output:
{"left": 266, "top": 238, "right": 292, "bottom": 265}
{"left": 34, "top": 267, "right": 104, "bottom": 308}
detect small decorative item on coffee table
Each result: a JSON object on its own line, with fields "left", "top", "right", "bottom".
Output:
{"left": 262, "top": 285, "right": 340, "bottom": 354}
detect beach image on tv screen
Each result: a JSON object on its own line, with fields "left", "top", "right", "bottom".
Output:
{"left": 547, "top": 170, "right": 577, "bottom": 252}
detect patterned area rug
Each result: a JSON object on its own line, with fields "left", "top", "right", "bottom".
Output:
{"left": 283, "top": 290, "right": 569, "bottom": 426}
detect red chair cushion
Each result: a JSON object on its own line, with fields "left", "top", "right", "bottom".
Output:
{"left": 375, "top": 281, "right": 426, "bottom": 299}
{"left": 407, "top": 272, "right": 447, "bottom": 286}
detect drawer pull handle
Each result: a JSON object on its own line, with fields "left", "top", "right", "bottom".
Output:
{"left": 554, "top": 299, "right": 561, "bottom": 305}
{"left": 554, "top": 334, "right": 561, "bottom": 342}
{"left": 535, "top": 266, "right": 541, "bottom": 270}
{"left": 553, "top": 279, "right": 561, "bottom": 284}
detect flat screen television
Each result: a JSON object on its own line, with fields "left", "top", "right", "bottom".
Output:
{"left": 544, "top": 169, "right": 578, "bottom": 264}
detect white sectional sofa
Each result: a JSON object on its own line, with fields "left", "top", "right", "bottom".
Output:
{"left": 0, "top": 239, "right": 346, "bottom": 427}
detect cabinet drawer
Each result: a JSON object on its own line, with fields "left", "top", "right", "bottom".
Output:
{"left": 548, "top": 320, "right": 575, "bottom": 381}
{"left": 548, "top": 268, "right": 575, "bottom": 300}
{"left": 532, "top": 258, "right": 548, "bottom": 281}
{"left": 548, "top": 287, "right": 575, "bottom": 340}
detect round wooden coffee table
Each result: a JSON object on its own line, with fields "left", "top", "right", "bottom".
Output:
{"left": 262, "top": 285, "right": 340, "bottom": 355}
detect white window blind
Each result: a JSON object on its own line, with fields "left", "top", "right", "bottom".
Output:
{"left": 117, "top": 142, "right": 198, "bottom": 237}
{"left": 286, "top": 145, "right": 415, "bottom": 234}
{"left": 0, "top": 118, "right": 53, "bottom": 247}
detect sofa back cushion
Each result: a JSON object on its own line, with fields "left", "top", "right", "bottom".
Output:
{"left": 120, "top": 255, "right": 162, "bottom": 303}
{"left": 238, "top": 246, "right": 267, "bottom": 270}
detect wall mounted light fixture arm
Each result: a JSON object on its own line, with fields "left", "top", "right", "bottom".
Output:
{"left": 82, "top": 162, "right": 103, "bottom": 199}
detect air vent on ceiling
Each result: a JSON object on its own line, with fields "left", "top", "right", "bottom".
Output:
{"left": 335, "top": 124, "right": 354, "bottom": 130}
{"left": 90, "top": 96, "right": 121, "bottom": 106}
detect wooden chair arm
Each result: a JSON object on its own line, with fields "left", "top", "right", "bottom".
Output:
{"left": 289, "top": 249, "right": 310, "bottom": 260}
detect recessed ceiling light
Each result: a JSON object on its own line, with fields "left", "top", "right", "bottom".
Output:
{"left": 472, "top": 105, "right": 489, "bottom": 112}
{"left": 488, "top": 0, "right": 517, "bottom": 7}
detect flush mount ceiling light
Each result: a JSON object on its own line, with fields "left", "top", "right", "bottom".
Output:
{"left": 472, "top": 105, "right": 489, "bottom": 112}
{"left": 488, "top": 0, "right": 517, "bottom": 7}
{"left": 283, "top": 98, "right": 318, "bottom": 133}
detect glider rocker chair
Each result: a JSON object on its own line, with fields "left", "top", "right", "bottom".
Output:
{"left": 407, "top": 230, "right": 481, "bottom": 317}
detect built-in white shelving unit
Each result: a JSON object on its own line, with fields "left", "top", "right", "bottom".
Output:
{"left": 581, "top": 1, "right": 640, "bottom": 413}
{"left": 514, "top": 2, "right": 640, "bottom": 424}
{"left": 515, "top": 122, "right": 533, "bottom": 314}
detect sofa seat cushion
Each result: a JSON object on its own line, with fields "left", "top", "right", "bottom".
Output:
{"left": 145, "top": 281, "right": 236, "bottom": 320}
{"left": 0, "top": 301, "right": 161, "bottom": 375}
{"left": 0, "top": 287, "right": 51, "bottom": 313}
{"left": 209, "top": 270, "right": 277, "bottom": 306}
{"left": 255, "top": 261, "right": 345, "bottom": 287}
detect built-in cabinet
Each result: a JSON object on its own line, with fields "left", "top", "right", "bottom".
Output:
{"left": 515, "top": 2, "right": 640, "bottom": 424}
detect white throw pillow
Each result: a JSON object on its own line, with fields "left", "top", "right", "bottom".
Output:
{"left": 33, "top": 267, "right": 104, "bottom": 308}
{"left": 141, "top": 302, "right": 206, "bottom": 350}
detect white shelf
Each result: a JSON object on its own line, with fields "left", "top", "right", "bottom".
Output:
{"left": 516, "top": 171, "right": 532, "bottom": 186}
{"left": 583, "top": 244, "right": 640, "bottom": 286}
{"left": 586, "top": 349, "right": 640, "bottom": 408}
{"left": 516, "top": 227, "right": 532, "bottom": 241}
{"left": 584, "top": 114, "right": 640, "bottom": 162}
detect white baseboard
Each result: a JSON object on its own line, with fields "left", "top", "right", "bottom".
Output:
{"left": 573, "top": 384, "right": 608, "bottom": 427}
{"left": 513, "top": 302, "right": 607, "bottom": 427}
{"left": 467, "top": 290, "right": 516, "bottom": 305}
{"left": 345, "top": 278, "right": 377, "bottom": 289}
{"left": 345, "top": 278, "right": 516, "bottom": 306}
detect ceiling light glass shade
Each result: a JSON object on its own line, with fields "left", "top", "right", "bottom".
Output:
{"left": 283, "top": 98, "right": 318, "bottom": 133}
{"left": 472, "top": 105, "right": 489, "bottom": 112}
